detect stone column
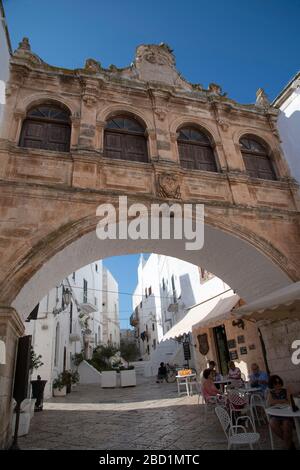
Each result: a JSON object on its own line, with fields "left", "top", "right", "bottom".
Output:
{"left": 95, "top": 120, "right": 105, "bottom": 153}
{"left": 12, "top": 111, "right": 25, "bottom": 144}
{"left": 70, "top": 115, "right": 81, "bottom": 149}
{"left": 0, "top": 307, "right": 24, "bottom": 449}
{"left": 78, "top": 78, "right": 100, "bottom": 150}
{"left": 146, "top": 128, "right": 158, "bottom": 161}
{"left": 148, "top": 89, "right": 175, "bottom": 163}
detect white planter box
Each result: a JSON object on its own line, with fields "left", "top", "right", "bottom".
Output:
{"left": 53, "top": 386, "right": 67, "bottom": 397}
{"left": 101, "top": 371, "right": 117, "bottom": 388}
{"left": 11, "top": 399, "right": 36, "bottom": 437}
{"left": 120, "top": 369, "right": 136, "bottom": 387}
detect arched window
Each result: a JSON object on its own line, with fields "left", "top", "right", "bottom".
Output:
{"left": 177, "top": 127, "right": 217, "bottom": 172}
{"left": 104, "top": 115, "right": 148, "bottom": 162}
{"left": 240, "top": 136, "right": 276, "bottom": 180}
{"left": 19, "top": 103, "right": 71, "bottom": 152}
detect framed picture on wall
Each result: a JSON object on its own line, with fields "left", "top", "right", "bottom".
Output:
{"left": 240, "top": 346, "right": 247, "bottom": 355}
{"left": 237, "top": 335, "right": 245, "bottom": 344}
{"left": 229, "top": 350, "right": 238, "bottom": 360}
{"left": 249, "top": 344, "right": 256, "bottom": 350}
{"left": 227, "top": 339, "right": 236, "bottom": 349}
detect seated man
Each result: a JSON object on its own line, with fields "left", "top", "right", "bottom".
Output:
{"left": 250, "top": 363, "right": 268, "bottom": 394}
{"left": 156, "top": 362, "right": 167, "bottom": 383}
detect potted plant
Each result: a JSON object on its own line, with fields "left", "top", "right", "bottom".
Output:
{"left": 119, "top": 340, "right": 138, "bottom": 387}
{"left": 60, "top": 370, "right": 80, "bottom": 393}
{"left": 29, "top": 347, "right": 46, "bottom": 410}
{"left": 53, "top": 373, "right": 67, "bottom": 397}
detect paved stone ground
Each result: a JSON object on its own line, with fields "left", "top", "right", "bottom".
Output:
{"left": 18, "top": 378, "right": 289, "bottom": 450}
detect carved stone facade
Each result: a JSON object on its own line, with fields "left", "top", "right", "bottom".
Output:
{"left": 0, "top": 40, "right": 300, "bottom": 448}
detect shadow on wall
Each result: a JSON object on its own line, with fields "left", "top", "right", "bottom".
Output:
{"left": 179, "top": 273, "right": 196, "bottom": 308}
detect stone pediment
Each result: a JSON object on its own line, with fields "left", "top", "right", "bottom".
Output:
{"left": 132, "top": 43, "right": 191, "bottom": 90}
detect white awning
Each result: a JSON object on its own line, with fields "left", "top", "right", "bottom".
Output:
{"left": 162, "top": 290, "right": 239, "bottom": 341}
{"left": 233, "top": 281, "right": 300, "bottom": 320}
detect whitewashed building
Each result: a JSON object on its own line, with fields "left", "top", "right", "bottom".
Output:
{"left": 0, "top": 1, "right": 11, "bottom": 130}
{"left": 273, "top": 72, "right": 300, "bottom": 184}
{"left": 26, "top": 261, "right": 119, "bottom": 398}
{"left": 131, "top": 254, "right": 213, "bottom": 373}
{"left": 101, "top": 266, "right": 120, "bottom": 347}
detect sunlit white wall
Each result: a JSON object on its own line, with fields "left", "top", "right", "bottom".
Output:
{"left": 276, "top": 77, "right": 300, "bottom": 184}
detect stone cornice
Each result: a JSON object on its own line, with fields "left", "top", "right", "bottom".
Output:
{"left": 0, "top": 178, "right": 298, "bottom": 218}
{"left": 9, "top": 54, "right": 275, "bottom": 119}
{"left": 0, "top": 306, "right": 25, "bottom": 336}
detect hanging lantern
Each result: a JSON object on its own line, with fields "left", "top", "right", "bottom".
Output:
{"left": 62, "top": 287, "right": 71, "bottom": 306}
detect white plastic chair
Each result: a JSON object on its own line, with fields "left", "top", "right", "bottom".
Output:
{"left": 227, "top": 390, "right": 257, "bottom": 432}
{"left": 250, "top": 393, "right": 267, "bottom": 427}
{"left": 215, "top": 406, "right": 260, "bottom": 450}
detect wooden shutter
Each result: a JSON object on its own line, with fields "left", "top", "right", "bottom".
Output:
{"left": 19, "top": 105, "right": 71, "bottom": 152}
{"left": 20, "top": 120, "right": 47, "bottom": 149}
{"left": 104, "top": 116, "right": 148, "bottom": 162}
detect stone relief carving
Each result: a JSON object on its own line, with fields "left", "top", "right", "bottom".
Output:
{"left": 154, "top": 108, "right": 167, "bottom": 121}
{"left": 157, "top": 173, "right": 181, "bottom": 199}
{"left": 136, "top": 43, "right": 175, "bottom": 68}
{"left": 217, "top": 119, "right": 229, "bottom": 131}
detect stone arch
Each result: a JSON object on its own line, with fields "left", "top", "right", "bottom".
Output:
{"left": 96, "top": 104, "right": 154, "bottom": 158}
{"left": 170, "top": 117, "right": 222, "bottom": 171}
{"left": 97, "top": 104, "right": 153, "bottom": 131}
{"left": 18, "top": 92, "right": 77, "bottom": 117}
{"left": 14, "top": 93, "right": 78, "bottom": 147}
{"left": 5, "top": 209, "right": 294, "bottom": 322}
{"left": 234, "top": 128, "right": 283, "bottom": 179}
{"left": 170, "top": 116, "right": 221, "bottom": 145}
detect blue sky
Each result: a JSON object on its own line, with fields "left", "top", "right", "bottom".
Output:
{"left": 4, "top": 0, "right": 300, "bottom": 103}
{"left": 3, "top": 0, "right": 300, "bottom": 328}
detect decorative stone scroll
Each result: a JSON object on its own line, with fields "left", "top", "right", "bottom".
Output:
{"left": 256, "top": 88, "right": 270, "bottom": 108}
{"left": 84, "top": 58, "right": 102, "bottom": 74}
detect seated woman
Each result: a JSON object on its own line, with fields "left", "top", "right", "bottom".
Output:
{"left": 266, "top": 375, "right": 295, "bottom": 450}
{"left": 202, "top": 368, "right": 223, "bottom": 403}
{"left": 228, "top": 361, "right": 243, "bottom": 388}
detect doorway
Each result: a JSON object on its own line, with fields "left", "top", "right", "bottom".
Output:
{"left": 213, "top": 324, "right": 230, "bottom": 376}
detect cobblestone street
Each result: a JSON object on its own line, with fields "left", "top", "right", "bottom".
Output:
{"left": 18, "top": 379, "right": 281, "bottom": 450}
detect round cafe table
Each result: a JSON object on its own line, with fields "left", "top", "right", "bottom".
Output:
{"left": 265, "top": 406, "right": 300, "bottom": 447}
{"left": 214, "top": 379, "right": 231, "bottom": 393}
